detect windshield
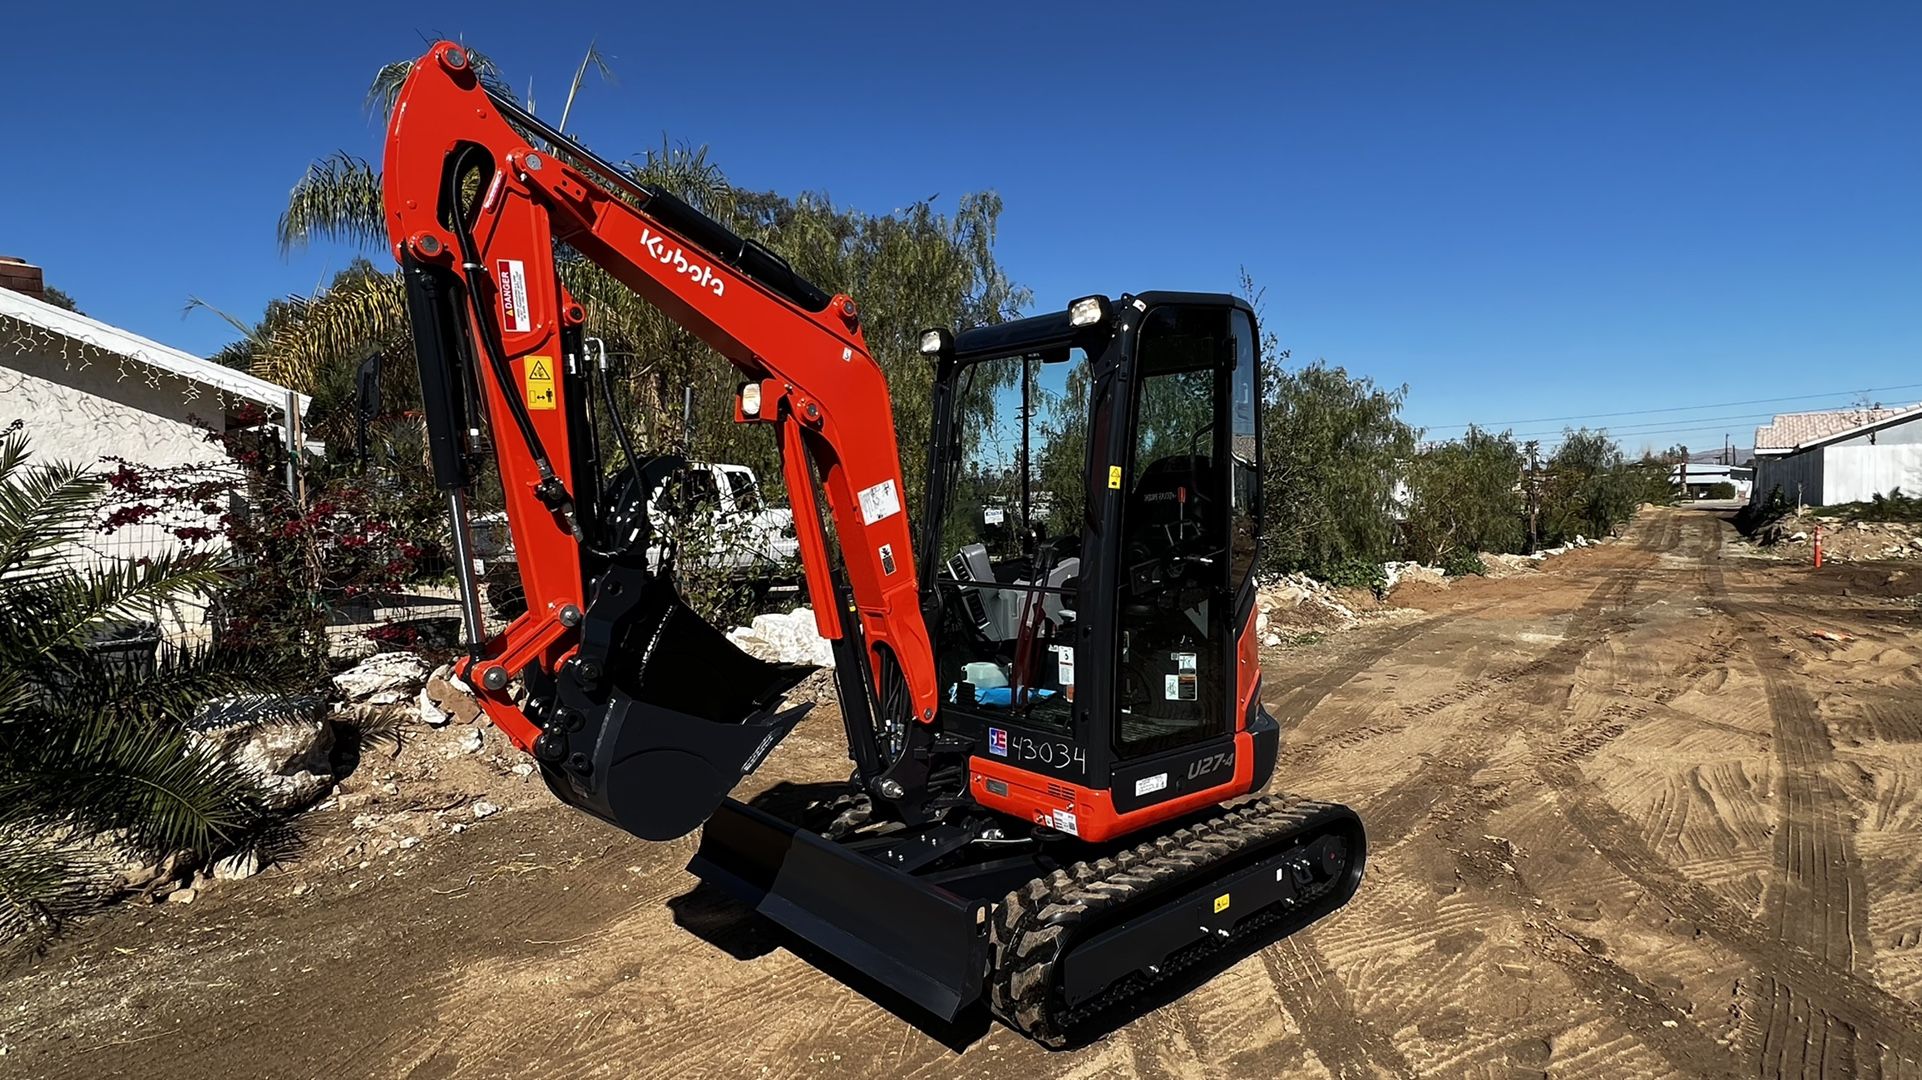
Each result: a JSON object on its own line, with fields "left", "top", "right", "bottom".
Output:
{"left": 931, "top": 348, "right": 1090, "bottom": 732}
{"left": 721, "top": 468, "right": 761, "bottom": 513}
{"left": 938, "top": 349, "right": 1090, "bottom": 563}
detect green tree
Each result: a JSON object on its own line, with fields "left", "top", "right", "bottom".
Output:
{"left": 40, "top": 285, "right": 79, "bottom": 313}
{"left": 1404, "top": 426, "right": 1526, "bottom": 562}
{"left": 1541, "top": 427, "right": 1638, "bottom": 540}
{"left": 1262, "top": 359, "right": 1416, "bottom": 577}
{"left": 0, "top": 427, "right": 287, "bottom": 945}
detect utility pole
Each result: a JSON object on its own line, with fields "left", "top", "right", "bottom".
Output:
{"left": 1525, "top": 439, "right": 1541, "bottom": 551}
{"left": 1679, "top": 444, "right": 1688, "bottom": 501}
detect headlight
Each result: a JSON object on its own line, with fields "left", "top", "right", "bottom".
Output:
{"left": 739, "top": 382, "right": 762, "bottom": 417}
{"left": 919, "top": 328, "right": 953, "bottom": 357}
{"left": 1068, "top": 295, "right": 1110, "bottom": 327}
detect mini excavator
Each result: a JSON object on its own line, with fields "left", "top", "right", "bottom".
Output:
{"left": 383, "top": 42, "right": 1364, "bottom": 1046}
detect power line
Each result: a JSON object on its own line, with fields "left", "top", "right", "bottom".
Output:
{"left": 1503, "top": 408, "right": 1789, "bottom": 440}
{"left": 1425, "top": 381, "right": 1922, "bottom": 431}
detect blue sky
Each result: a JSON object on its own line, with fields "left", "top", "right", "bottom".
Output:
{"left": 3, "top": 2, "right": 1917, "bottom": 454}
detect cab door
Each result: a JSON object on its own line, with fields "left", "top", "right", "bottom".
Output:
{"left": 1110, "top": 303, "right": 1257, "bottom": 769}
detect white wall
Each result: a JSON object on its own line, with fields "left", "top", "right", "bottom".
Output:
{"left": 1, "top": 343, "right": 233, "bottom": 642}
{"left": 2, "top": 344, "right": 229, "bottom": 471}
{"left": 1824, "top": 414, "right": 1922, "bottom": 505}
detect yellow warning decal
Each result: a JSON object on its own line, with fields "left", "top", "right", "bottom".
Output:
{"left": 524, "top": 355, "right": 556, "bottom": 410}
{"left": 1213, "top": 893, "right": 1231, "bottom": 914}
{"left": 1108, "top": 465, "right": 1123, "bottom": 490}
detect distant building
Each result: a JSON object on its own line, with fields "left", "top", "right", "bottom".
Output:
{"left": 1750, "top": 404, "right": 1922, "bottom": 508}
{"left": 1668, "top": 462, "right": 1752, "bottom": 500}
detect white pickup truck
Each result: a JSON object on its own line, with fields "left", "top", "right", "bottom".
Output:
{"left": 480, "top": 461, "right": 798, "bottom": 617}
{"left": 659, "top": 462, "right": 800, "bottom": 577}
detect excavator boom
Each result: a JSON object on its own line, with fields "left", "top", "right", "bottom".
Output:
{"left": 383, "top": 43, "right": 936, "bottom": 836}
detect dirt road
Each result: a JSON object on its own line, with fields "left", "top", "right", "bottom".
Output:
{"left": 6, "top": 506, "right": 1920, "bottom": 1078}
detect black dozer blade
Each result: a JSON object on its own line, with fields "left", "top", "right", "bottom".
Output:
{"left": 689, "top": 793, "right": 1366, "bottom": 1046}
{"left": 542, "top": 574, "right": 817, "bottom": 842}
{"left": 691, "top": 798, "right": 993, "bottom": 1021}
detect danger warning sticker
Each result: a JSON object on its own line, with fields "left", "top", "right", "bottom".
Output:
{"left": 497, "top": 259, "right": 531, "bottom": 333}
{"left": 524, "top": 355, "right": 556, "bottom": 410}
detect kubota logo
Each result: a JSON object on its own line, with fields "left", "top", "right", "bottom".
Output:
{"left": 641, "top": 228, "right": 724, "bottom": 297}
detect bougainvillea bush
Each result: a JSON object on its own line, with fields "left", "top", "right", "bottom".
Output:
{"left": 96, "top": 404, "right": 450, "bottom": 671}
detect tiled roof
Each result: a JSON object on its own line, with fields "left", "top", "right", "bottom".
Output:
{"left": 1753, "top": 405, "right": 1910, "bottom": 453}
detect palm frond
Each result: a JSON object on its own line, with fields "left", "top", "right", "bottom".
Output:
{"left": 558, "top": 39, "right": 616, "bottom": 134}
{"left": 181, "top": 296, "right": 254, "bottom": 336}
{"left": 22, "top": 552, "right": 229, "bottom": 661}
{"left": 0, "top": 423, "right": 31, "bottom": 489}
{"left": 0, "top": 719, "right": 266, "bottom": 856}
{"left": 0, "top": 450, "right": 103, "bottom": 578}
{"left": 0, "top": 830, "right": 108, "bottom": 950}
{"left": 253, "top": 270, "right": 408, "bottom": 389}
{"left": 279, "top": 151, "right": 385, "bottom": 254}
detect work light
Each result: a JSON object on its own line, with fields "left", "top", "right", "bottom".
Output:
{"left": 1068, "top": 295, "right": 1110, "bottom": 327}
{"left": 919, "top": 328, "right": 953, "bottom": 357}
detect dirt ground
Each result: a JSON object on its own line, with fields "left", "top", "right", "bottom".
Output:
{"left": 5, "top": 506, "right": 1921, "bottom": 1079}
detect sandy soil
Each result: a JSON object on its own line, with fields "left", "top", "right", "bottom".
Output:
{"left": 4, "top": 506, "right": 1920, "bottom": 1079}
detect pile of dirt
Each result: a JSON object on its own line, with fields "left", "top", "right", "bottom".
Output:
{"left": 1745, "top": 509, "right": 1922, "bottom": 564}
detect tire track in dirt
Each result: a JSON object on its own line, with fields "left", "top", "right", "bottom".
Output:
{"left": 1700, "top": 525, "right": 1889, "bottom": 1079}
{"left": 1261, "top": 939, "right": 1417, "bottom": 1080}
{"left": 1386, "top": 512, "right": 1909, "bottom": 1078}
{"left": 1362, "top": 567, "right": 1646, "bottom": 850}
{"left": 1524, "top": 515, "right": 1922, "bottom": 1075}
{"left": 1251, "top": 527, "right": 1674, "bottom": 1077}
{"left": 1267, "top": 601, "right": 1494, "bottom": 724}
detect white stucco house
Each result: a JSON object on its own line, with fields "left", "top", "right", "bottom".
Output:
{"left": 0, "top": 279, "right": 310, "bottom": 641}
{"left": 1751, "top": 404, "right": 1922, "bottom": 509}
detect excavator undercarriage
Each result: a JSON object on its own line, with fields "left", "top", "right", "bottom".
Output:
{"left": 381, "top": 40, "right": 1366, "bottom": 1046}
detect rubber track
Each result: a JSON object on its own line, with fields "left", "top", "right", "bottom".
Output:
{"left": 988, "top": 793, "right": 1354, "bottom": 1047}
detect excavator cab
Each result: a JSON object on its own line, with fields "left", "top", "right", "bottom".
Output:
{"left": 916, "top": 294, "right": 1280, "bottom": 842}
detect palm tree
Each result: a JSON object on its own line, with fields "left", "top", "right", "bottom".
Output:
{"left": 0, "top": 426, "right": 289, "bottom": 945}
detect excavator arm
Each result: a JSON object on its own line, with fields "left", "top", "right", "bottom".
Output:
{"left": 383, "top": 42, "right": 938, "bottom": 838}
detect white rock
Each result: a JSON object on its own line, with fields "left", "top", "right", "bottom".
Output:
{"left": 332, "top": 653, "right": 431, "bottom": 704}
{"left": 166, "top": 887, "right": 197, "bottom": 904}
{"left": 417, "top": 682, "right": 450, "bottom": 727}
{"left": 511, "top": 763, "right": 534, "bottom": 778}
{"left": 471, "top": 801, "right": 502, "bottom": 820}
{"left": 398, "top": 836, "right": 421, "bottom": 850}
{"left": 212, "top": 849, "right": 263, "bottom": 881}
{"left": 726, "top": 608, "right": 837, "bottom": 668}
{"left": 188, "top": 694, "right": 334, "bottom": 812}
{"left": 1263, "top": 633, "right": 1283, "bottom": 647}
{"left": 456, "top": 728, "right": 484, "bottom": 754}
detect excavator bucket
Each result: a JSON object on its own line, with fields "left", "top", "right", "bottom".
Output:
{"left": 543, "top": 571, "right": 818, "bottom": 842}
